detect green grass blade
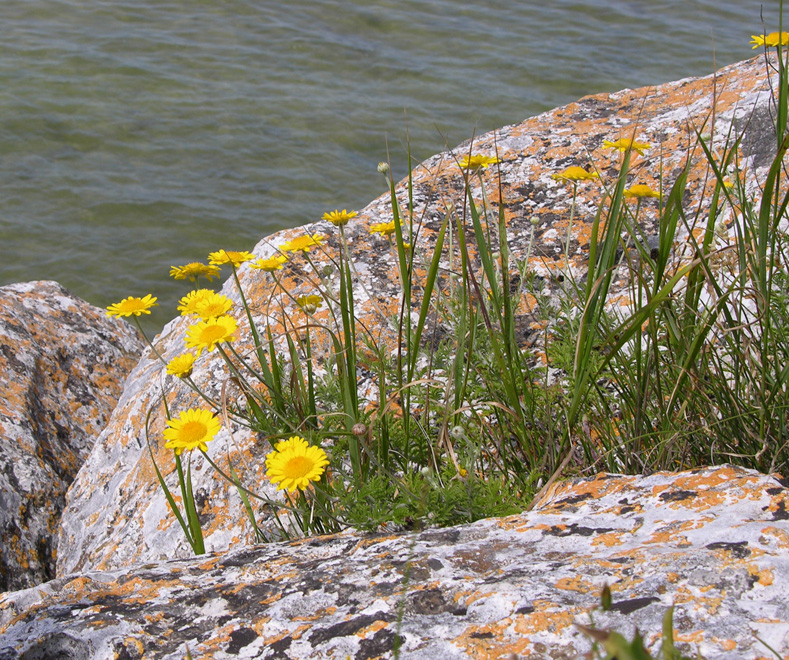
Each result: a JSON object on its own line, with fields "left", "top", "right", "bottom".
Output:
{"left": 183, "top": 456, "right": 205, "bottom": 555}
{"left": 408, "top": 216, "right": 448, "bottom": 382}
{"left": 144, "top": 408, "right": 196, "bottom": 552}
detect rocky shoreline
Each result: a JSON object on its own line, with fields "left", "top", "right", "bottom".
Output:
{"left": 1, "top": 55, "right": 788, "bottom": 658}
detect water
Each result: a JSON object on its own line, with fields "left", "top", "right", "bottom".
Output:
{"left": 0, "top": 0, "right": 772, "bottom": 332}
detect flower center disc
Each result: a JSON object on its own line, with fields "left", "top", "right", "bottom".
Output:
{"left": 200, "top": 325, "right": 227, "bottom": 344}
{"left": 180, "top": 421, "right": 207, "bottom": 446}
{"left": 284, "top": 456, "right": 314, "bottom": 479}
{"left": 201, "top": 303, "right": 224, "bottom": 317}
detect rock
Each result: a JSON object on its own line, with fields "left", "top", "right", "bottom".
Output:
{"left": 4, "top": 465, "right": 789, "bottom": 659}
{"left": 57, "top": 54, "right": 780, "bottom": 574}
{"left": 0, "top": 281, "right": 143, "bottom": 592}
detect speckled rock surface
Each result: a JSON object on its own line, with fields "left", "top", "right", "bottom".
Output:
{"left": 0, "top": 281, "right": 143, "bottom": 592}
{"left": 57, "top": 55, "right": 783, "bottom": 575}
{"left": 4, "top": 465, "right": 789, "bottom": 659}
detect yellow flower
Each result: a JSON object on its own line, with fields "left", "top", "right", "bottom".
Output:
{"left": 624, "top": 184, "right": 661, "bottom": 199}
{"left": 265, "top": 436, "right": 329, "bottom": 492}
{"left": 185, "top": 315, "right": 237, "bottom": 355}
{"left": 279, "top": 234, "right": 326, "bottom": 253}
{"left": 164, "top": 408, "right": 221, "bottom": 455}
{"left": 106, "top": 294, "right": 158, "bottom": 318}
{"left": 369, "top": 220, "right": 397, "bottom": 237}
{"left": 250, "top": 255, "right": 288, "bottom": 272}
{"left": 296, "top": 294, "right": 323, "bottom": 313}
{"left": 551, "top": 166, "right": 600, "bottom": 182}
{"left": 458, "top": 154, "right": 500, "bottom": 171}
{"left": 322, "top": 209, "right": 358, "bottom": 226}
{"left": 603, "top": 138, "right": 652, "bottom": 156}
{"left": 192, "top": 292, "right": 233, "bottom": 320}
{"left": 166, "top": 352, "right": 197, "bottom": 379}
{"left": 208, "top": 249, "right": 257, "bottom": 267}
{"left": 177, "top": 289, "right": 215, "bottom": 316}
{"left": 169, "top": 262, "right": 221, "bottom": 282}
{"left": 750, "top": 32, "right": 789, "bottom": 49}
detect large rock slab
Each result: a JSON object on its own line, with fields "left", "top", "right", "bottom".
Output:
{"left": 57, "top": 55, "right": 781, "bottom": 575}
{"left": 0, "top": 281, "right": 143, "bottom": 592}
{"left": 4, "top": 465, "right": 789, "bottom": 659}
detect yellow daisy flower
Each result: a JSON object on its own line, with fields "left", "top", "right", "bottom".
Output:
{"left": 250, "top": 255, "right": 288, "bottom": 272}
{"left": 185, "top": 315, "right": 237, "bottom": 355}
{"left": 624, "top": 184, "right": 661, "bottom": 199}
{"left": 177, "top": 289, "right": 215, "bottom": 316}
{"left": 166, "top": 352, "right": 197, "bottom": 379}
{"left": 603, "top": 138, "right": 652, "bottom": 156}
{"left": 208, "top": 249, "right": 257, "bottom": 267}
{"left": 551, "top": 166, "right": 600, "bottom": 182}
{"left": 192, "top": 292, "right": 233, "bottom": 320}
{"left": 106, "top": 294, "right": 158, "bottom": 318}
{"left": 322, "top": 209, "right": 358, "bottom": 226}
{"left": 458, "top": 154, "right": 500, "bottom": 171}
{"left": 369, "top": 220, "right": 397, "bottom": 237}
{"left": 296, "top": 294, "right": 323, "bottom": 313}
{"left": 169, "top": 262, "right": 221, "bottom": 282}
{"left": 163, "top": 408, "right": 221, "bottom": 455}
{"left": 279, "top": 234, "right": 326, "bottom": 253}
{"left": 750, "top": 31, "right": 789, "bottom": 49}
{"left": 265, "top": 436, "right": 329, "bottom": 493}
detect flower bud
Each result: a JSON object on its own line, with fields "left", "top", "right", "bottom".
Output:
{"left": 377, "top": 162, "right": 390, "bottom": 175}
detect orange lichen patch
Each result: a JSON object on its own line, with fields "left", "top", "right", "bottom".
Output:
{"left": 645, "top": 527, "right": 690, "bottom": 547}
{"left": 592, "top": 532, "right": 626, "bottom": 548}
{"left": 261, "top": 627, "right": 296, "bottom": 646}
{"left": 123, "top": 638, "right": 145, "bottom": 656}
{"left": 513, "top": 603, "right": 579, "bottom": 636}
{"left": 538, "top": 473, "right": 639, "bottom": 510}
{"left": 763, "top": 492, "right": 789, "bottom": 519}
{"left": 761, "top": 526, "right": 789, "bottom": 549}
{"left": 555, "top": 576, "right": 594, "bottom": 593}
{"left": 675, "top": 629, "right": 705, "bottom": 644}
{"left": 452, "top": 621, "right": 530, "bottom": 659}
{"left": 715, "top": 638, "right": 738, "bottom": 652}
{"left": 356, "top": 619, "right": 390, "bottom": 638}
{"left": 293, "top": 606, "right": 338, "bottom": 623}
{"left": 142, "top": 611, "right": 168, "bottom": 628}
{"left": 87, "top": 617, "right": 120, "bottom": 630}
{"left": 748, "top": 565, "right": 774, "bottom": 586}
{"left": 672, "top": 465, "right": 757, "bottom": 492}
{"left": 495, "top": 521, "right": 552, "bottom": 534}
{"left": 81, "top": 605, "right": 102, "bottom": 616}
{"left": 348, "top": 535, "right": 401, "bottom": 553}
{"left": 516, "top": 291, "right": 539, "bottom": 315}
{"left": 63, "top": 576, "right": 95, "bottom": 593}
{"left": 156, "top": 514, "right": 176, "bottom": 532}
{"left": 194, "top": 555, "right": 223, "bottom": 572}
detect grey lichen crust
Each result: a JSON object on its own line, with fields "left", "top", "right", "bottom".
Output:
{"left": 2, "top": 465, "right": 788, "bottom": 659}
{"left": 0, "top": 280, "right": 144, "bottom": 592}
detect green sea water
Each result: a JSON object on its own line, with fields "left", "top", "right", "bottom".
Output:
{"left": 0, "top": 0, "right": 772, "bottom": 332}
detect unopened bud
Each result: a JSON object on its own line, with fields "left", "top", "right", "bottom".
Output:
{"left": 352, "top": 423, "right": 367, "bottom": 437}
{"left": 377, "top": 162, "right": 390, "bottom": 175}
